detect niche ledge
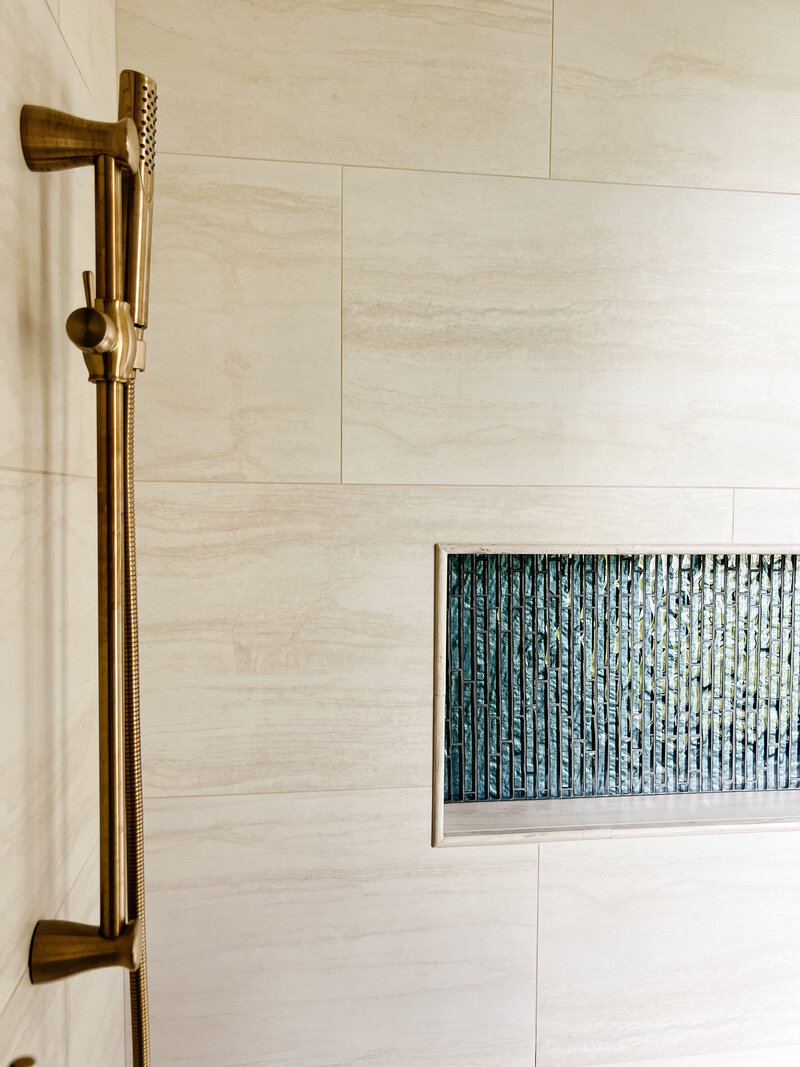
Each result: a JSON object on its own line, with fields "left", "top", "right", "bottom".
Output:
{"left": 436, "top": 791, "right": 800, "bottom": 847}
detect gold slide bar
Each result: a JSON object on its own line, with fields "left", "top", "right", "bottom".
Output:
{"left": 20, "top": 70, "right": 157, "bottom": 1067}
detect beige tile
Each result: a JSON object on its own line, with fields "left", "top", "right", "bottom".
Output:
{"left": 537, "top": 832, "right": 800, "bottom": 1066}
{"left": 136, "top": 480, "right": 731, "bottom": 799}
{"left": 135, "top": 154, "right": 340, "bottom": 483}
{"left": 0, "top": 972, "right": 67, "bottom": 1067}
{"left": 551, "top": 0, "right": 800, "bottom": 193}
{"left": 0, "top": 1, "right": 100, "bottom": 477}
{"left": 0, "top": 472, "right": 97, "bottom": 1013}
{"left": 0, "top": 856, "right": 125, "bottom": 1066}
{"left": 145, "top": 787, "right": 538, "bottom": 1066}
{"left": 118, "top": 0, "right": 552, "bottom": 176}
{"left": 59, "top": 0, "right": 117, "bottom": 111}
{"left": 138, "top": 681, "right": 430, "bottom": 800}
{"left": 579, "top": 1051, "right": 800, "bottom": 1067}
{"left": 734, "top": 490, "right": 800, "bottom": 545}
{"left": 343, "top": 167, "right": 800, "bottom": 487}
{"left": 65, "top": 852, "right": 127, "bottom": 1067}
{"left": 125, "top": 995, "right": 133, "bottom": 1067}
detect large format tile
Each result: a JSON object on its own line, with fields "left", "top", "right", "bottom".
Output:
{"left": 551, "top": 0, "right": 800, "bottom": 193}
{"left": 343, "top": 167, "right": 800, "bottom": 486}
{"left": 118, "top": 0, "right": 552, "bottom": 176}
{"left": 136, "top": 481, "right": 731, "bottom": 799}
{"left": 65, "top": 851, "right": 127, "bottom": 1067}
{"left": 136, "top": 154, "right": 340, "bottom": 483}
{"left": 0, "top": 852, "right": 125, "bottom": 1067}
{"left": 734, "top": 490, "right": 800, "bottom": 545}
{"left": 537, "top": 832, "right": 800, "bottom": 1066}
{"left": 578, "top": 1050, "right": 800, "bottom": 1067}
{"left": 0, "top": 0, "right": 98, "bottom": 476}
{"left": 0, "top": 972, "right": 67, "bottom": 1067}
{"left": 59, "top": 0, "right": 117, "bottom": 111}
{"left": 145, "top": 787, "right": 538, "bottom": 1066}
{"left": 0, "top": 471, "right": 97, "bottom": 1014}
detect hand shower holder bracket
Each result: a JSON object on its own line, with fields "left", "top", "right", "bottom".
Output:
{"left": 29, "top": 918, "right": 141, "bottom": 985}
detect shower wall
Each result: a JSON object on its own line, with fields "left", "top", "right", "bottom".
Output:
{"left": 0, "top": 0, "right": 126, "bottom": 1064}
{"left": 118, "top": 2, "right": 800, "bottom": 1065}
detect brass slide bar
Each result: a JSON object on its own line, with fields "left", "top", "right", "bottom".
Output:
{"left": 96, "top": 376, "right": 127, "bottom": 940}
{"left": 20, "top": 71, "right": 157, "bottom": 1067}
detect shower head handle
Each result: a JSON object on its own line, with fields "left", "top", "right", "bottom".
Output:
{"left": 118, "top": 70, "right": 157, "bottom": 332}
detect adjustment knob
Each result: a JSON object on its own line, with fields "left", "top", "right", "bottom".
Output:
{"left": 66, "top": 305, "right": 117, "bottom": 354}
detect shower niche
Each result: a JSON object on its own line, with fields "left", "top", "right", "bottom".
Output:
{"left": 433, "top": 545, "right": 800, "bottom": 845}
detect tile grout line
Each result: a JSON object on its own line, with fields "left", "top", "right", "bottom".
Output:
{"left": 145, "top": 783, "right": 435, "bottom": 803}
{"left": 0, "top": 465, "right": 94, "bottom": 481}
{"left": 548, "top": 0, "right": 555, "bottom": 180}
{"left": 133, "top": 476, "right": 792, "bottom": 491}
{"left": 155, "top": 149, "right": 800, "bottom": 200}
{"left": 343, "top": 162, "right": 345, "bottom": 484}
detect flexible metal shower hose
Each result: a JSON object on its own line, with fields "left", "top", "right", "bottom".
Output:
{"left": 124, "top": 376, "right": 150, "bottom": 1066}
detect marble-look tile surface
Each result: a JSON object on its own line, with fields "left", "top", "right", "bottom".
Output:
{"left": 137, "top": 481, "right": 731, "bottom": 799}
{"left": 0, "top": 973, "right": 67, "bottom": 1067}
{"left": 145, "top": 787, "right": 538, "bottom": 1066}
{"left": 578, "top": 1049, "right": 800, "bottom": 1067}
{"left": 0, "top": 0, "right": 98, "bottom": 477}
{"left": 734, "top": 490, "right": 800, "bottom": 545}
{"left": 0, "top": 472, "right": 97, "bottom": 1014}
{"left": 343, "top": 167, "right": 800, "bottom": 486}
{"left": 551, "top": 0, "right": 800, "bottom": 193}
{"left": 0, "top": 851, "right": 125, "bottom": 1067}
{"left": 136, "top": 154, "right": 340, "bottom": 483}
{"left": 118, "top": 0, "right": 552, "bottom": 176}
{"left": 65, "top": 852, "right": 127, "bottom": 1067}
{"left": 537, "top": 832, "right": 800, "bottom": 1066}
{"left": 59, "top": 0, "right": 117, "bottom": 111}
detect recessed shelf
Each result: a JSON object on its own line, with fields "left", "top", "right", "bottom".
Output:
{"left": 432, "top": 544, "right": 800, "bottom": 846}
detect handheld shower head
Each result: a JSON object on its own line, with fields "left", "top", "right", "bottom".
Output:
{"left": 118, "top": 70, "right": 157, "bottom": 332}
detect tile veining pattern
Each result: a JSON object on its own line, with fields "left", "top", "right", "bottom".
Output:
{"left": 117, "top": 1, "right": 800, "bottom": 1065}
{"left": 0, "top": 0, "right": 126, "bottom": 1063}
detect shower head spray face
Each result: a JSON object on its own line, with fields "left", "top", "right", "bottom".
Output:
{"left": 118, "top": 70, "right": 157, "bottom": 332}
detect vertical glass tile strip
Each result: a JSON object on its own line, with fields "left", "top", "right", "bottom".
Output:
{"left": 444, "top": 553, "right": 800, "bottom": 802}
{"left": 792, "top": 558, "right": 800, "bottom": 787}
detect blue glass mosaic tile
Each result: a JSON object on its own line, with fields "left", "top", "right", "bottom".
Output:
{"left": 445, "top": 554, "right": 800, "bottom": 803}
